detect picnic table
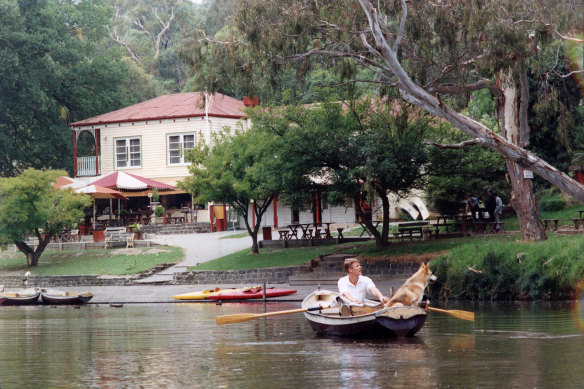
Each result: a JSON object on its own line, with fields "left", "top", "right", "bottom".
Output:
{"left": 359, "top": 221, "right": 381, "bottom": 237}
{"left": 396, "top": 221, "right": 429, "bottom": 241}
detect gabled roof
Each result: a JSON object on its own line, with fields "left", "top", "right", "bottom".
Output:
{"left": 69, "top": 92, "right": 247, "bottom": 127}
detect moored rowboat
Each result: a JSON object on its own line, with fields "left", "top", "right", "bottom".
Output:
{"left": 39, "top": 289, "right": 93, "bottom": 305}
{"left": 302, "top": 290, "right": 427, "bottom": 337}
{"left": 0, "top": 289, "right": 40, "bottom": 306}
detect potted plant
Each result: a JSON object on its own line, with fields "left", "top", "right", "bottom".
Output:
{"left": 128, "top": 223, "right": 143, "bottom": 240}
{"left": 151, "top": 188, "right": 160, "bottom": 207}
{"left": 153, "top": 205, "right": 165, "bottom": 224}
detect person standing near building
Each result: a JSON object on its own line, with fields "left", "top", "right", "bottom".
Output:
{"left": 494, "top": 192, "right": 503, "bottom": 231}
{"left": 465, "top": 194, "right": 483, "bottom": 220}
{"left": 484, "top": 189, "right": 496, "bottom": 222}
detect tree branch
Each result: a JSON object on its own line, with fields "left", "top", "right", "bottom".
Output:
{"left": 431, "top": 138, "right": 485, "bottom": 149}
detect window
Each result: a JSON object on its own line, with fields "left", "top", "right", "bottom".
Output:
{"left": 168, "top": 133, "right": 195, "bottom": 165}
{"left": 115, "top": 137, "right": 141, "bottom": 168}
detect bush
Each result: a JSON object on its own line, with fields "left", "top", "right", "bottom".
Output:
{"left": 154, "top": 206, "right": 165, "bottom": 217}
{"left": 539, "top": 198, "right": 565, "bottom": 212}
{"left": 428, "top": 236, "right": 584, "bottom": 301}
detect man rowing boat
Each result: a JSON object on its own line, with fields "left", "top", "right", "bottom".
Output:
{"left": 338, "top": 258, "right": 389, "bottom": 305}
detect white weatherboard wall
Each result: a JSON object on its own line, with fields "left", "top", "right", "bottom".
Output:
{"left": 75, "top": 116, "right": 246, "bottom": 186}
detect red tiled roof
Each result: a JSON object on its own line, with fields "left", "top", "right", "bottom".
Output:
{"left": 69, "top": 92, "right": 247, "bottom": 127}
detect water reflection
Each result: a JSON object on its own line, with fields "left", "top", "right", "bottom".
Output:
{"left": 0, "top": 301, "right": 583, "bottom": 388}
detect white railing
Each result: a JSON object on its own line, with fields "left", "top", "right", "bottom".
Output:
{"left": 76, "top": 156, "right": 101, "bottom": 177}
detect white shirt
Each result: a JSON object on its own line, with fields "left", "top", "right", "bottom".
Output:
{"left": 338, "top": 275, "right": 375, "bottom": 302}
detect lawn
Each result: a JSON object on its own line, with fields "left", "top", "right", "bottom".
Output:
{"left": 191, "top": 241, "right": 370, "bottom": 271}
{"left": 0, "top": 246, "right": 184, "bottom": 276}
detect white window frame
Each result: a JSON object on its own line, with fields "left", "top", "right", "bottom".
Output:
{"left": 114, "top": 136, "right": 142, "bottom": 169}
{"left": 167, "top": 132, "right": 196, "bottom": 166}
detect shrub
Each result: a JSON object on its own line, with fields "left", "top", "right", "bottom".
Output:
{"left": 154, "top": 206, "right": 165, "bottom": 217}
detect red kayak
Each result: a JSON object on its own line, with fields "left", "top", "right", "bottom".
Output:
{"left": 207, "top": 287, "right": 296, "bottom": 300}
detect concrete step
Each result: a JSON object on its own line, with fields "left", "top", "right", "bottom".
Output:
{"left": 288, "top": 276, "right": 339, "bottom": 286}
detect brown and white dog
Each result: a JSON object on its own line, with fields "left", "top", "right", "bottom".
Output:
{"left": 384, "top": 263, "right": 436, "bottom": 308}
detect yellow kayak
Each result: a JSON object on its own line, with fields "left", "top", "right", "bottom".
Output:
{"left": 172, "top": 286, "right": 263, "bottom": 300}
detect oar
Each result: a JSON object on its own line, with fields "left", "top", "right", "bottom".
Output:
{"left": 426, "top": 306, "right": 475, "bottom": 322}
{"left": 216, "top": 305, "right": 328, "bottom": 325}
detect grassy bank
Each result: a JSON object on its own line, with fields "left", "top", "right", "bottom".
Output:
{"left": 429, "top": 234, "right": 584, "bottom": 301}
{"left": 0, "top": 246, "right": 183, "bottom": 276}
{"left": 191, "top": 242, "right": 369, "bottom": 271}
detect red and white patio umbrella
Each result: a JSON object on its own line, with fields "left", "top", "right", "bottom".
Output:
{"left": 88, "top": 171, "right": 175, "bottom": 191}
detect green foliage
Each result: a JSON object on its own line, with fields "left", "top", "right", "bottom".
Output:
{"left": 0, "top": 169, "right": 91, "bottom": 266}
{"left": 108, "top": 0, "right": 202, "bottom": 93}
{"left": 429, "top": 235, "right": 584, "bottom": 301}
{"left": 154, "top": 206, "right": 165, "bottom": 217}
{"left": 426, "top": 127, "right": 510, "bottom": 215}
{"left": 152, "top": 188, "right": 159, "bottom": 203}
{"left": 178, "top": 124, "right": 284, "bottom": 252}
{"left": 0, "top": 0, "right": 134, "bottom": 176}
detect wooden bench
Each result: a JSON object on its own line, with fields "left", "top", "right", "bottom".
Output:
{"left": 573, "top": 218, "right": 584, "bottom": 230}
{"left": 104, "top": 227, "right": 134, "bottom": 248}
{"left": 543, "top": 219, "right": 558, "bottom": 231}
{"left": 397, "top": 222, "right": 429, "bottom": 241}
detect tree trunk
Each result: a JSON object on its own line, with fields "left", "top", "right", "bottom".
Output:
{"left": 506, "top": 160, "right": 546, "bottom": 240}
{"left": 250, "top": 232, "right": 259, "bottom": 254}
{"left": 14, "top": 237, "right": 50, "bottom": 267}
{"left": 498, "top": 67, "right": 547, "bottom": 241}
{"left": 353, "top": 194, "right": 387, "bottom": 248}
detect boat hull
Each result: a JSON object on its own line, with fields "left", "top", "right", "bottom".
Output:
{"left": 173, "top": 287, "right": 238, "bottom": 300}
{"left": 40, "top": 291, "right": 93, "bottom": 305}
{"left": 207, "top": 288, "right": 297, "bottom": 300}
{"left": 302, "top": 290, "right": 427, "bottom": 338}
{"left": 0, "top": 290, "right": 40, "bottom": 306}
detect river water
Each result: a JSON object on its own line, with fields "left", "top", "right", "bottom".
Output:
{"left": 1, "top": 300, "right": 583, "bottom": 388}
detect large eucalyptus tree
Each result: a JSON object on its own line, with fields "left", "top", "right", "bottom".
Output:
{"left": 181, "top": 0, "right": 584, "bottom": 241}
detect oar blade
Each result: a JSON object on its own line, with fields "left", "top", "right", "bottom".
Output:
{"left": 448, "top": 310, "right": 475, "bottom": 321}
{"left": 427, "top": 306, "right": 475, "bottom": 322}
{"left": 216, "top": 313, "right": 258, "bottom": 325}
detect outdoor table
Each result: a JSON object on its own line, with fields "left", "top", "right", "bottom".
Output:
{"left": 359, "top": 221, "right": 380, "bottom": 236}
{"left": 299, "top": 223, "right": 313, "bottom": 239}
{"left": 317, "top": 222, "right": 333, "bottom": 238}
{"left": 579, "top": 210, "right": 584, "bottom": 218}
{"left": 278, "top": 230, "right": 290, "bottom": 240}
{"left": 288, "top": 224, "right": 300, "bottom": 239}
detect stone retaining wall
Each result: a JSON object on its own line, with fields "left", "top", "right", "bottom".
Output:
{"left": 174, "top": 265, "right": 310, "bottom": 285}
{"left": 0, "top": 275, "right": 137, "bottom": 289}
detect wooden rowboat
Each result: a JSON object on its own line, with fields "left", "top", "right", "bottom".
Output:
{"left": 302, "top": 290, "right": 427, "bottom": 337}
{"left": 0, "top": 288, "right": 40, "bottom": 306}
{"left": 40, "top": 289, "right": 93, "bottom": 305}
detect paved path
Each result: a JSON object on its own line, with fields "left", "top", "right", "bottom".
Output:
{"left": 135, "top": 230, "right": 253, "bottom": 283}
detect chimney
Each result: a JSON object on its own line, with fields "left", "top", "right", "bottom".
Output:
{"left": 243, "top": 96, "right": 259, "bottom": 107}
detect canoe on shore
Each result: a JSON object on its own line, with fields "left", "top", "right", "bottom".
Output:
{"left": 40, "top": 289, "right": 93, "bottom": 305}
{"left": 302, "top": 290, "right": 427, "bottom": 337}
{"left": 0, "top": 289, "right": 41, "bottom": 306}
{"left": 206, "top": 287, "right": 297, "bottom": 300}
{"left": 173, "top": 286, "right": 296, "bottom": 300}
{"left": 173, "top": 287, "right": 239, "bottom": 300}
